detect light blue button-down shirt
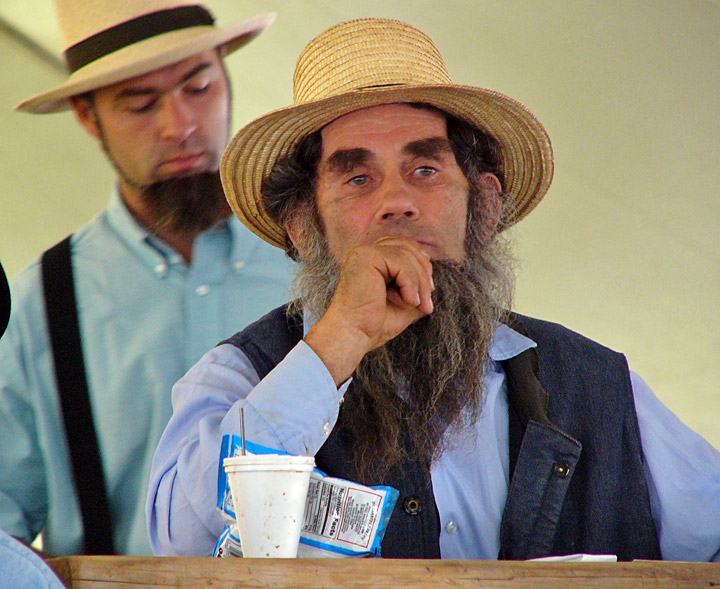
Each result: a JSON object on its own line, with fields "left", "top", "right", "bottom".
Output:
{"left": 147, "top": 319, "right": 720, "bottom": 561}
{"left": 0, "top": 192, "right": 293, "bottom": 555}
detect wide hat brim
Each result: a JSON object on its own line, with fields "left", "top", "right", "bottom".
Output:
{"left": 221, "top": 83, "right": 554, "bottom": 249}
{"left": 16, "top": 12, "right": 275, "bottom": 114}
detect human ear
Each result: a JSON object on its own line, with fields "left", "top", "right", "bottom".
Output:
{"left": 285, "top": 197, "right": 328, "bottom": 261}
{"left": 285, "top": 207, "right": 314, "bottom": 260}
{"left": 70, "top": 96, "right": 102, "bottom": 140}
{"left": 478, "top": 173, "right": 503, "bottom": 240}
{"left": 285, "top": 220, "right": 305, "bottom": 258}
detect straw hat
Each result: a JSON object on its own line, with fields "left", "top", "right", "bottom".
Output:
{"left": 220, "top": 18, "right": 554, "bottom": 249}
{"left": 16, "top": 0, "right": 275, "bottom": 114}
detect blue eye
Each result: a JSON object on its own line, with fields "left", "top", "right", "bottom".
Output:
{"left": 348, "top": 175, "right": 369, "bottom": 186}
{"left": 416, "top": 166, "right": 436, "bottom": 177}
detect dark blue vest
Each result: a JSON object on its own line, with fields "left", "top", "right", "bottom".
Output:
{"left": 225, "top": 305, "right": 661, "bottom": 561}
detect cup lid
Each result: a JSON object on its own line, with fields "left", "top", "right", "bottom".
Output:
{"left": 223, "top": 454, "right": 315, "bottom": 468}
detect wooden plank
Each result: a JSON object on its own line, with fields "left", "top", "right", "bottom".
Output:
{"left": 46, "top": 556, "right": 720, "bottom": 589}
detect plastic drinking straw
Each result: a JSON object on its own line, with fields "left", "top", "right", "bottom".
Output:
{"left": 240, "top": 407, "right": 246, "bottom": 456}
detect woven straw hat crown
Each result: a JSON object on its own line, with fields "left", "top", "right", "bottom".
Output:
{"left": 16, "top": 0, "right": 274, "bottom": 113}
{"left": 221, "top": 18, "right": 554, "bottom": 249}
{"left": 292, "top": 19, "right": 451, "bottom": 104}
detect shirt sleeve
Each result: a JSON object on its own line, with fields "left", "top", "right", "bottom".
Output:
{"left": 146, "top": 340, "right": 349, "bottom": 557}
{"left": 632, "top": 371, "right": 720, "bottom": 561}
{"left": 0, "top": 530, "right": 66, "bottom": 589}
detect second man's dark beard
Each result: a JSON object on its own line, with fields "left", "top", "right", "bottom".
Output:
{"left": 142, "top": 171, "right": 229, "bottom": 234}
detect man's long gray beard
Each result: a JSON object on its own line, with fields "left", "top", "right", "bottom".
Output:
{"left": 289, "top": 204, "right": 515, "bottom": 483}
{"left": 141, "top": 171, "right": 229, "bottom": 234}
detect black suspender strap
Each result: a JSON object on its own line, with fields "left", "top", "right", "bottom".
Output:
{"left": 41, "top": 236, "right": 115, "bottom": 555}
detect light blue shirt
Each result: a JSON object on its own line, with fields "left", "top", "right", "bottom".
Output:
{"left": 147, "top": 320, "right": 720, "bottom": 561}
{"left": 0, "top": 530, "right": 64, "bottom": 589}
{"left": 0, "top": 192, "right": 292, "bottom": 556}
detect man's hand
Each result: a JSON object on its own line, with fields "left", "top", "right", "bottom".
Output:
{"left": 304, "top": 237, "right": 434, "bottom": 385}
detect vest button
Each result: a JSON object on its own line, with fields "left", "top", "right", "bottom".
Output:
{"left": 553, "top": 462, "right": 571, "bottom": 478}
{"left": 402, "top": 495, "right": 422, "bottom": 515}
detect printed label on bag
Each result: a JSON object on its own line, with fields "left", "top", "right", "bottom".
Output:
{"left": 302, "top": 478, "right": 384, "bottom": 549}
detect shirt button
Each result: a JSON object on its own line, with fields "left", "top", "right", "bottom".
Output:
{"left": 445, "top": 520, "right": 458, "bottom": 535}
{"left": 553, "top": 462, "right": 571, "bottom": 478}
{"left": 195, "top": 284, "right": 211, "bottom": 296}
{"left": 154, "top": 263, "right": 167, "bottom": 275}
{"left": 234, "top": 261, "right": 246, "bottom": 271}
{"left": 402, "top": 496, "right": 422, "bottom": 516}
{"left": 322, "top": 421, "right": 332, "bottom": 435}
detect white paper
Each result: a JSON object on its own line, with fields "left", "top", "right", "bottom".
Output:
{"left": 529, "top": 553, "right": 618, "bottom": 562}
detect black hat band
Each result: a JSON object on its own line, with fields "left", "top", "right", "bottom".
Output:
{"left": 65, "top": 5, "right": 214, "bottom": 74}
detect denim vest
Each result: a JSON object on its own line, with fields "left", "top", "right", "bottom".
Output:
{"left": 225, "top": 305, "right": 661, "bottom": 561}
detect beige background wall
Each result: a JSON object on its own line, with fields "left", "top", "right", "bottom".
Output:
{"left": 1, "top": 1, "right": 718, "bottom": 447}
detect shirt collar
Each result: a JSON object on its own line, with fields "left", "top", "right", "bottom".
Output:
{"left": 488, "top": 322, "right": 537, "bottom": 362}
{"left": 105, "top": 188, "right": 151, "bottom": 247}
{"left": 104, "top": 189, "right": 177, "bottom": 270}
{"left": 104, "top": 188, "right": 244, "bottom": 275}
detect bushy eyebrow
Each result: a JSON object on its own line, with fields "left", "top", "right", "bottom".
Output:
{"left": 323, "top": 136, "right": 452, "bottom": 174}
{"left": 324, "top": 148, "right": 373, "bottom": 174}
{"left": 403, "top": 137, "right": 452, "bottom": 159}
{"left": 114, "top": 63, "right": 212, "bottom": 100}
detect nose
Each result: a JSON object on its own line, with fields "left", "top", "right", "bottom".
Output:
{"left": 158, "top": 94, "right": 197, "bottom": 142}
{"left": 376, "top": 175, "right": 420, "bottom": 223}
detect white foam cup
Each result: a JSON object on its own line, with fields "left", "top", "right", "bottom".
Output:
{"left": 223, "top": 454, "right": 315, "bottom": 558}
